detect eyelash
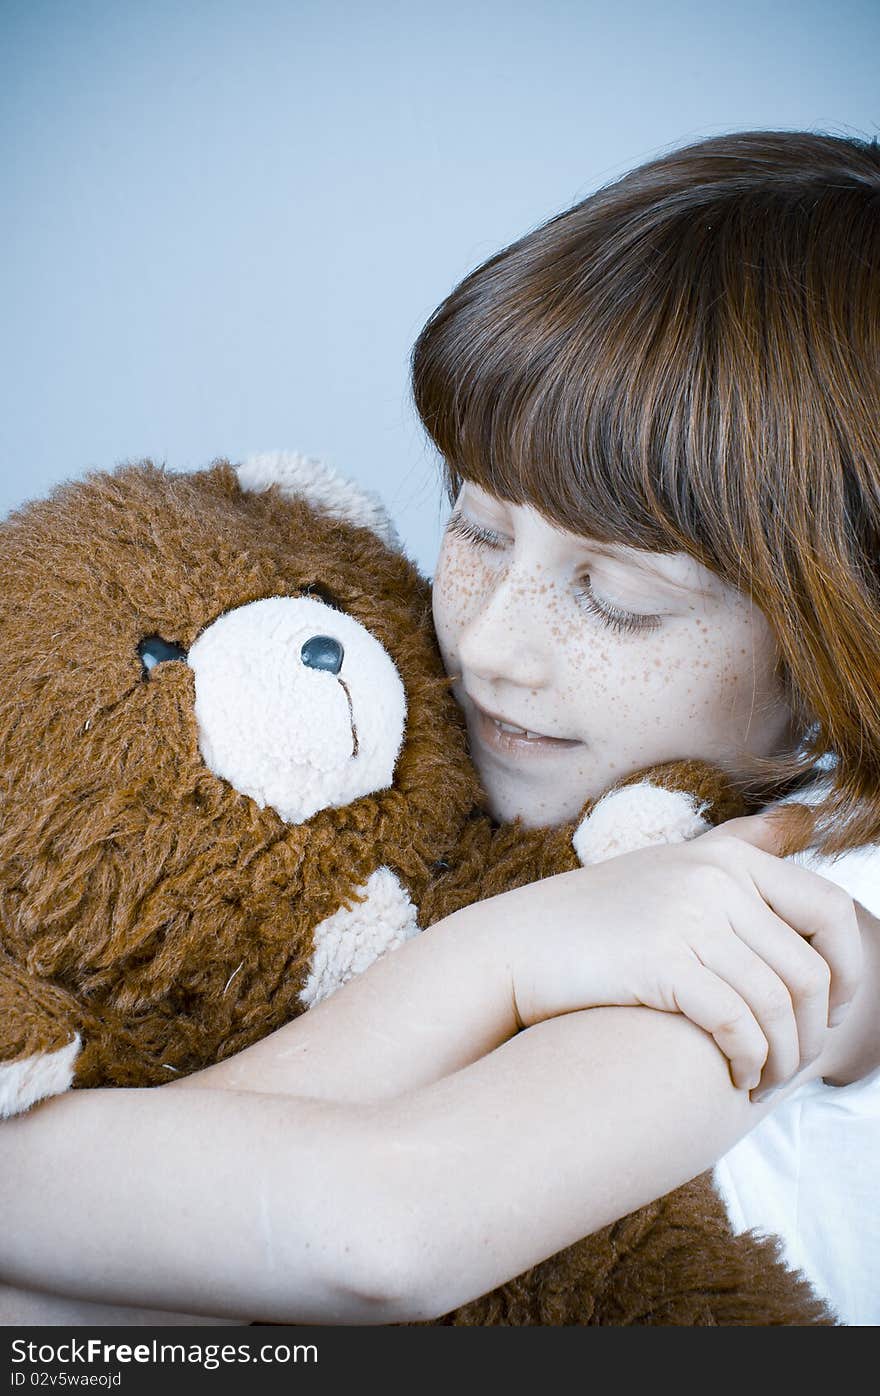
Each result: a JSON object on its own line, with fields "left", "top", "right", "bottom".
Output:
{"left": 574, "top": 584, "right": 661, "bottom": 636}
{"left": 446, "top": 512, "right": 662, "bottom": 637}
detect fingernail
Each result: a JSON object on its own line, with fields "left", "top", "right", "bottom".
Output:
{"left": 829, "top": 1002, "right": 852, "bottom": 1028}
{"left": 751, "top": 1086, "right": 778, "bottom": 1105}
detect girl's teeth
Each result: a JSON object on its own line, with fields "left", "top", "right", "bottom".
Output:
{"left": 494, "top": 719, "right": 539, "bottom": 737}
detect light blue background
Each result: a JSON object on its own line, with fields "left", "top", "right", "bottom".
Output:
{"left": 3, "top": 0, "right": 878, "bottom": 573}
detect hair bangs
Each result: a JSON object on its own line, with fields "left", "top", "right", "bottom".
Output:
{"left": 412, "top": 248, "right": 727, "bottom": 570}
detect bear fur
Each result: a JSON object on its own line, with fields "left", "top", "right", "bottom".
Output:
{"left": 0, "top": 454, "right": 833, "bottom": 1325}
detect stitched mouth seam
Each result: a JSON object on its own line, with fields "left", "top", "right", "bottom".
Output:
{"left": 337, "top": 678, "right": 359, "bottom": 758}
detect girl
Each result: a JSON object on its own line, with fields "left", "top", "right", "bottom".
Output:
{"left": 411, "top": 125, "right": 880, "bottom": 1323}
{"left": 1, "top": 128, "right": 879, "bottom": 1326}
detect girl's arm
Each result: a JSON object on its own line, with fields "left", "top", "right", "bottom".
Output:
{"left": 0, "top": 931, "right": 874, "bottom": 1327}
{"left": 185, "top": 811, "right": 863, "bottom": 1103}
{"left": 0, "top": 831, "right": 875, "bottom": 1325}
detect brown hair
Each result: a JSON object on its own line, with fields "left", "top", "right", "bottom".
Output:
{"left": 411, "top": 130, "right": 880, "bottom": 854}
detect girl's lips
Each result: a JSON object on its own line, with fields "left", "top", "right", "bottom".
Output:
{"left": 467, "top": 700, "right": 582, "bottom": 758}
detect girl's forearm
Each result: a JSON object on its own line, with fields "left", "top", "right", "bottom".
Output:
{"left": 179, "top": 896, "right": 527, "bottom": 1103}
{"left": 0, "top": 1086, "right": 399, "bottom": 1324}
{"left": 0, "top": 1005, "right": 791, "bottom": 1326}
{"left": 179, "top": 875, "right": 880, "bottom": 1109}
{"left": 2, "top": 892, "right": 873, "bottom": 1323}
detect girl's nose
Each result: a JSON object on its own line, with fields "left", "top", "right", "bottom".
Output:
{"left": 457, "top": 573, "right": 551, "bottom": 689}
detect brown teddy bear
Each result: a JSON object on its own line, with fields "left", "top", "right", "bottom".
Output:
{"left": 0, "top": 452, "right": 832, "bottom": 1324}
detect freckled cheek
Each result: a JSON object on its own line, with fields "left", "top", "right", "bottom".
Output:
{"left": 667, "top": 622, "right": 764, "bottom": 726}
{"left": 553, "top": 630, "right": 650, "bottom": 737}
{"left": 569, "top": 628, "right": 661, "bottom": 696}
{"left": 573, "top": 622, "right": 728, "bottom": 725}
{"left": 432, "top": 541, "right": 497, "bottom": 657}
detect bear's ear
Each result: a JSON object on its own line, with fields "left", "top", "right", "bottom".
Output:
{"left": 236, "top": 450, "right": 402, "bottom": 552}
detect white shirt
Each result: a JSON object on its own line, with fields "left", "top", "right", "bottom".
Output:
{"left": 714, "top": 828, "right": 880, "bottom": 1325}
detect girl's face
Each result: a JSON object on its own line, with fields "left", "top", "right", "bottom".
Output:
{"left": 433, "top": 482, "right": 799, "bottom": 827}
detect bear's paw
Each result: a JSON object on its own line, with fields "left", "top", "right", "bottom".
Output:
{"left": 573, "top": 782, "right": 710, "bottom": 865}
{"left": 0, "top": 1035, "right": 81, "bottom": 1119}
{"left": 299, "top": 867, "right": 420, "bottom": 1008}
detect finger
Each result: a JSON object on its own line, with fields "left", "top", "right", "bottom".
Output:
{"left": 706, "top": 904, "right": 832, "bottom": 1077}
{"left": 701, "top": 805, "right": 816, "bottom": 859}
{"left": 732, "top": 905, "right": 831, "bottom": 1069}
{"left": 692, "top": 926, "right": 802, "bottom": 1089}
{"left": 688, "top": 831, "right": 863, "bottom": 1018}
{"left": 671, "top": 966, "right": 770, "bottom": 1091}
{"left": 735, "top": 848, "right": 863, "bottom": 1019}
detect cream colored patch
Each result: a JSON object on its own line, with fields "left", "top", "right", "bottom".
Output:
{"left": 189, "top": 595, "right": 406, "bottom": 825}
{"left": 0, "top": 1034, "right": 80, "bottom": 1119}
{"left": 300, "top": 867, "right": 420, "bottom": 1007}
{"left": 237, "top": 450, "right": 401, "bottom": 551}
{"left": 573, "top": 781, "right": 710, "bottom": 865}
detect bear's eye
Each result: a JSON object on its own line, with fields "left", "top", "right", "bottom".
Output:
{"left": 138, "top": 636, "right": 188, "bottom": 676}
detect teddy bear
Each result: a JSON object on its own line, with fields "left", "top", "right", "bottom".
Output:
{"left": 0, "top": 451, "right": 832, "bottom": 1325}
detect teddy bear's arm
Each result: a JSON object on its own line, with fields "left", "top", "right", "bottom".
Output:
{"left": 581, "top": 1174, "right": 836, "bottom": 1326}
{"left": 433, "top": 1171, "right": 835, "bottom": 1326}
{"left": 423, "top": 760, "right": 747, "bottom": 926}
{"left": 0, "top": 951, "right": 82, "bottom": 1119}
{"left": 298, "top": 866, "right": 422, "bottom": 1009}
{"left": 569, "top": 758, "right": 748, "bottom": 866}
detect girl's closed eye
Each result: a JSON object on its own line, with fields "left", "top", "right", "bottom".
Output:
{"left": 446, "top": 512, "right": 508, "bottom": 550}
{"left": 447, "top": 510, "right": 662, "bottom": 637}
{"left": 574, "top": 578, "right": 662, "bottom": 637}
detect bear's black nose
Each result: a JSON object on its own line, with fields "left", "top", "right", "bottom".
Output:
{"left": 300, "top": 635, "right": 344, "bottom": 675}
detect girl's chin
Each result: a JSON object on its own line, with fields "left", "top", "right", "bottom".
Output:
{"left": 475, "top": 767, "right": 588, "bottom": 829}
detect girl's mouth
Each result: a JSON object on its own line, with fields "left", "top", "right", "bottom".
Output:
{"left": 468, "top": 699, "right": 582, "bottom": 757}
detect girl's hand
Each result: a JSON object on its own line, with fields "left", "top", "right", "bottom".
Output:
{"left": 507, "top": 811, "right": 862, "bottom": 1094}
